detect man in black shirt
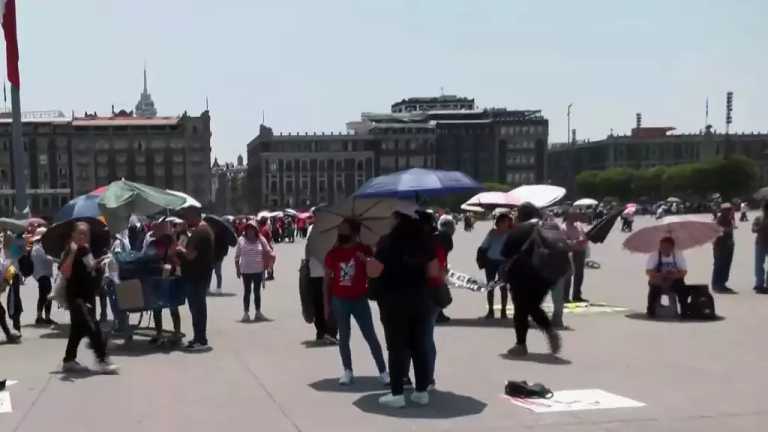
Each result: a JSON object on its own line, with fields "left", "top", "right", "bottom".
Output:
{"left": 501, "top": 203, "right": 561, "bottom": 357}
{"left": 712, "top": 204, "right": 736, "bottom": 293}
{"left": 178, "top": 207, "right": 215, "bottom": 351}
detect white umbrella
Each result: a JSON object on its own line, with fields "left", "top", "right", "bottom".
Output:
{"left": 573, "top": 198, "right": 599, "bottom": 207}
{"left": 623, "top": 216, "right": 722, "bottom": 253}
{"left": 460, "top": 203, "right": 485, "bottom": 213}
{"left": 666, "top": 197, "right": 683, "bottom": 203}
{"left": 307, "top": 197, "right": 414, "bottom": 262}
{"left": 463, "top": 191, "right": 516, "bottom": 208}
{"left": 167, "top": 190, "right": 202, "bottom": 208}
{"left": 507, "top": 185, "right": 567, "bottom": 208}
{"left": 284, "top": 209, "right": 298, "bottom": 216}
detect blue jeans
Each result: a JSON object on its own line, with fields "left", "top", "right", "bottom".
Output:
{"left": 187, "top": 278, "right": 208, "bottom": 345}
{"left": 332, "top": 297, "right": 386, "bottom": 373}
{"left": 756, "top": 243, "right": 768, "bottom": 288}
{"left": 209, "top": 260, "right": 223, "bottom": 291}
{"left": 105, "top": 278, "right": 130, "bottom": 335}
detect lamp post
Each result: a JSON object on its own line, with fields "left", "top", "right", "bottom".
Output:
{"left": 567, "top": 103, "right": 574, "bottom": 192}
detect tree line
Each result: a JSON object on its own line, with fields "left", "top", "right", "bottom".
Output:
{"left": 574, "top": 156, "right": 758, "bottom": 201}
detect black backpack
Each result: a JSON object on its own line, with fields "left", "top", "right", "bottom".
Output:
{"left": 521, "top": 221, "right": 572, "bottom": 284}
{"left": 685, "top": 285, "right": 717, "bottom": 320}
{"left": 505, "top": 380, "right": 554, "bottom": 399}
{"left": 17, "top": 252, "right": 34, "bottom": 278}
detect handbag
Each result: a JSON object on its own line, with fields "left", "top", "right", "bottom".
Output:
{"left": 476, "top": 246, "right": 488, "bottom": 270}
{"left": 504, "top": 380, "right": 554, "bottom": 399}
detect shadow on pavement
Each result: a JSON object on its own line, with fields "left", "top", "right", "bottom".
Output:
{"left": 38, "top": 324, "right": 71, "bottom": 339}
{"left": 309, "top": 376, "right": 388, "bottom": 393}
{"left": 625, "top": 313, "right": 726, "bottom": 323}
{"left": 436, "top": 318, "right": 516, "bottom": 328}
{"left": 206, "top": 292, "right": 237, "bottom": 297}
{"left": 300, "top": 340, "right": 337, "bottom": 349}
{"left": 499, "top": 353, "right": 572, "bottom": 365}
{"left": 237, "top": 318, "right": 275, "bottom": 325}
{"left": 353, "top": 390, "right": 487, "bottom": 419}
{"left": 49, "top": 370, "right": 100, "bottom": 382}
{"left": 109, "top": 340, "right": 181, "bottom": 357}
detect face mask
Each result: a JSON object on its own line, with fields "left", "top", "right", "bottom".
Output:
{"left": 337, "top": 234, "right": 352, "bottom": 244}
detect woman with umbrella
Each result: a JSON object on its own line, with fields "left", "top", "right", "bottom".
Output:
{"left": 58, "top": 221, "right": 119, "bottom": 374}
{"left": 323, "top": 219, "right": 388, "bottom": 387}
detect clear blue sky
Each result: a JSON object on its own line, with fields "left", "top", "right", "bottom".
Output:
{"left": 13, "top": 0, "right": 768, "bottom": 161}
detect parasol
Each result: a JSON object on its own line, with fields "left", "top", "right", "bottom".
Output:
{"left": 354, "top": 168, "right": 483, "bottom": 199}
{"left": 507, "top": 184, "right": 567, "bottom": 208}
{"left": 203, "top": 214, "right": 238, "bottom": 247}
{"left": 622, "top": 216, "right": 722, "bottom": 253}
{"left": 41, "top": 217, "right": 111, "bottom": 259}
{"left": 573, "top": 198, "right": 599, "bottom": 207}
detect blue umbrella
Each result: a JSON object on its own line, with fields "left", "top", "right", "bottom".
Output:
{"left": 354, "top": 168, "right": 484, "bottom": 199}
{"left": 55, "top": 186, "right": 107, "bottom": 222}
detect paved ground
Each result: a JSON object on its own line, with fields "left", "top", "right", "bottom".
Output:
{"left": 2, "top": 214, "right": 768, "bottom": 431}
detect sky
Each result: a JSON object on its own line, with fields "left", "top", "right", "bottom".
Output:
{"left": 12, "top": 0, "right": 768, "bottom": 162}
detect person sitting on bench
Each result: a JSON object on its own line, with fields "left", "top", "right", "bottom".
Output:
{"left": 646, "top": 236, "right": 689, "bottom": 318}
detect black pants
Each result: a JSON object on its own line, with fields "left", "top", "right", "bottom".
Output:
{"left": 712, "top": 239, "right": 734, "bottom": 288}
{"left": 153, "top": 307, "right": 181, "bottom": 335}
{"left": 564, "top": 250, "right": 586, "bottom": 301}
{"left": 511, "top": 283, "right": 552, "bottom": 346}
{"left": 242, "top": 272, "right": 264, "bottom": 312}
{"left": 0, "top": 300, "right": 12, "bottom": 338}
{"left": 6, "top": 275, "right": 22, "bottom": 331}
{"left": 64, "top": 299, "right": 107, "bottom": 363}
{"left": 309, "top": 277, "right": 336, "bottom": 339}
{"left": 37, "top": 276, "right": 53, "bottom": 318}
{"left": 380, "top": 300, "right": 430, "bottom": 395}
{"left": 647, "top": 281, "right": 690, "bottom": 317}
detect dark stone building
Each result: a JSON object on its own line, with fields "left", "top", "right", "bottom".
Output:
{"left": 547, "top": 124, "right": 768, "bottom": 192}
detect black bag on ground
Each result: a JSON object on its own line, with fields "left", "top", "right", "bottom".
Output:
{"left": 505, "top": 380, "right": 554, "bottom": 399}
{"left": 684, "top": 285, "right": 717, "bottom": 319}
{"left": 522, "top": 222, "right": 571, "bottom": 284}
{"left": 17, "top": 252, "right": 34, "bottom": 278}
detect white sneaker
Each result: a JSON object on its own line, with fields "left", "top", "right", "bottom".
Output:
{"left": 216, "top": 288, "right": 223, "bottom": 294}
{"left": 62, "top": 360, "right": 89, "bottom": 373}
{"left": 253, "top": 311, "right": 265, "bottom": 321}
{"left": 241, "top": 312, "right": 250, "bottom": 322}
{"left": 411, "top": 391, "right": 430, "bottom": 406}
{"left": 427, "top": 382, "right": 436, "bottom": 392}
{"left": 378, "top": 371, "right": 391, "bottom": 385}
{"left": 94, "top": 359, "right": 120, "bottom": 375}
{"left": 339, "top": 370, "right": 353, "bottom": 385}
{"left": 378, "top": 393, "right": 406, "bottom": 408}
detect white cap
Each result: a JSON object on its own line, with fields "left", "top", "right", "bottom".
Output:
{"left": 393, "top": 200, "right": 421, "bottom": 219}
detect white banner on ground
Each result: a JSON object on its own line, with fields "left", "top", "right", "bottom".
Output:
{"left": 0, "top": 391, "right": 11, "bottom": 413}
{"left": 506, "top": 389, "right": 645, "bottom": 413}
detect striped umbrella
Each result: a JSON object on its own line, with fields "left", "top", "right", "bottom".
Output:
{"left": 54, "top": 186, "right": 107, "bottom": 222}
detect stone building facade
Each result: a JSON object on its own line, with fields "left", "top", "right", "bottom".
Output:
{"left": 211, "top": 155, "right": 248, "bottom": 215}
{"left": 0, "top": 109, "right": 212, "bottom": 218}
{"left": 547, "top": 125, "right": 768, "bottom": 192}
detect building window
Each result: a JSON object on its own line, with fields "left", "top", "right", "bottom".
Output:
{"left": 154, "top": 166, "right": 164, "bottom": 177}
{"left": 270, "top": 181, "right": 278, "bottom": 194}
{"left": 41, "top": 197, "right": 49, "bottom": 209}
{"left": 356, "top": 160, "right": 363, "bottom": 172}
{"left": 301, "top": 160, "right": 309, "bottom": 172}
{"left": 172, "top": 166, "right": 184, "bottom": 176}
{"left": 319, "top": 160, "right": 326, "bottom": 171}
{"left": 58, "top": 167, "right": 67, "bottom": 177}
{"left": 155, "top": 153, "right": 165, "bottom": 163}
{"left": 319, "top": 179, "right": 327, "bottom": 192}
{"left": 285, "top": 160, "right": 293, "bottom": 172}
{"left": 39, "top": 154, "right": 48, "bottom": 165}
{"left": 335, "top": 174, "right": 344, "bottom": 191}
{"left": 286, "top": 180, "right": 294, "bottom": 194}
{"left": 335, "top": 160, "right": 343, "bottom": 171}
{"left": 97, "top": 166, "right": 108, "bottom": 177}
{"left": 0, "top": 169, "right": 6, "bottom": 180}
{"left": 136, "top": 165, "right": 146, "bottom": 176}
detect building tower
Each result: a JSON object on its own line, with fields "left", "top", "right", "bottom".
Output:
{"left": 135, "top": 66, "right": 158, "bottom": 117}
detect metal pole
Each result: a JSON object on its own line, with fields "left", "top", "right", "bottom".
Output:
{"left": 10, "top": 84, "right": 27, "bottom": 217}
{"left": 567, "top": 103, "right": 573, "bottom": 191}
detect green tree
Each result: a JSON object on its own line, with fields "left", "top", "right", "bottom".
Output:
{"left": 575, "top": 170, "right": 601, "bottom": 197}
{"left": 713, "top": 156, "right": 758, "bottom": 199}
{"left": 596, "top": 168, "right": 635, "bottom": 200}
{"left": 633, "top": 166, "right": 666, "bottom": 199}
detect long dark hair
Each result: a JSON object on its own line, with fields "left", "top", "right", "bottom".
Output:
{"left": 388, "top": 213, "right": 433, "bottom": 266}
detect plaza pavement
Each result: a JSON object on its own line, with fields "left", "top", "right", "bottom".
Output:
{"left": 1, "top": 214, "right": 767, "bottom": 431}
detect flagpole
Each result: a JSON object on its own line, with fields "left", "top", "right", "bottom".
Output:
{"left": 10, "top": 82, "right": 25, "bottom": 216}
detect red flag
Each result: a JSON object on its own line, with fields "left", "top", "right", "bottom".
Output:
{"left": 2, "top": 0, "right": 19, "bottom": 88}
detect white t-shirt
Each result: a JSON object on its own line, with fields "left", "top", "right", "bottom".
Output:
{"left": 646, "top": 251, "right": 687, "bottom": 272}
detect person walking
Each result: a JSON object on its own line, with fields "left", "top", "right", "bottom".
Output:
{"left": 740, "top": 201, "right": 749, "bottom": 222}
{"left": 435, "top": 214, "right": 456, "bottom": 323}
{"left": 177, "top": 207, "right": 215, "bottom": 351}
{"left": 59, "top": 222, "right": 119, "bottom": 373}
{"left": 752, "top": 202, "right": 768, "bottom": 294}
{"left": 562, "top": 210, "right": 589, "bottom": 303}
{"left": 501, "top": 203, "right": 561, "bottom": 357}
{"left": 30, "top": 228, "right": 55, "bottom": 325}
{"left": 712, "top": 203, "right": 736, "bottom": 294}
{"left": 235, "top": 221, "right": 275, "bottom": 321}
{"left": 478, "top": 213, "right": 512, "bottom": 319}
{"left": 324, "top": 219, "right": 388, "bottom": 386}
{"left": 0, "top": 258, "right": 21, "bottom": 343}
{"left": 306, "top": 223, "right": 337, "bottom": 343}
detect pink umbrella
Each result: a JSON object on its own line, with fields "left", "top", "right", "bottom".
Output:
{"left": 625, "top": 203, "right": 638, "bottom": 209}
{"left": 623, "top": 216, "right": 722, "bottom": 253}
{"left": 463, "top": 191, "right": 516, "bottom": 208}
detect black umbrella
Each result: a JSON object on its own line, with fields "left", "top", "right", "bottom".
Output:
{"left": 42, "top": 217, "right": 110, "bottom": 259}
{"left": 586, "top": 208, "right": 622, "bottom": 244}
{"left": 204, "top": 214, "right": 237, "bottom": 247}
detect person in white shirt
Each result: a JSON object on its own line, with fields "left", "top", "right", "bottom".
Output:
{"left": 305, "top": 224, "right": 337, "bottom": 343}
{"left": 235, "top": 221, "right": 275, "bottom": 322}
{"left": 30, "top": 228, "right": 55, "bottom": 325}
{"left": 645, "top": 236, "right": 689, "bottom": 317}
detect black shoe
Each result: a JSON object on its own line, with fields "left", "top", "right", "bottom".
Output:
{"left": 499, "top": 311, "right": 509, "bottom": 320}
{"left": 43, "top": 318, "right": 58, "bottom": 325}
{"left": 484, "top": 310, "right": 494, "bottom": 320}
{"left": 5, "top": 333, "right": 21, "bottom": 344}
{"left": 435, "top": 311, "right": 451, "bottom": 323}
{"left": 546, "top": 329, "right": 562, "bottom": 355}
{"left": 713, "top": 286, "right": 738, "bottom": 294}
{"left": 572, "top": 297, "right": 589, "bottom": 303}
{"left": 148, "top": 336, "right": 161, "bottom": 345}
{"left": 754, "top": 287, "right": 768, "bottom": 294}
{"left": 35, "top": 317, "right": 45, "bottom": 326}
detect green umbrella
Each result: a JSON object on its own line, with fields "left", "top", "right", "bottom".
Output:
{"left": 99, "top": 179, "right": 187, "bottom": 233}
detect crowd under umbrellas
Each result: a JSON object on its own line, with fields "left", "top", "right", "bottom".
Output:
{"left": 0, "top": 167, "right": 762, "bottom": 414}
